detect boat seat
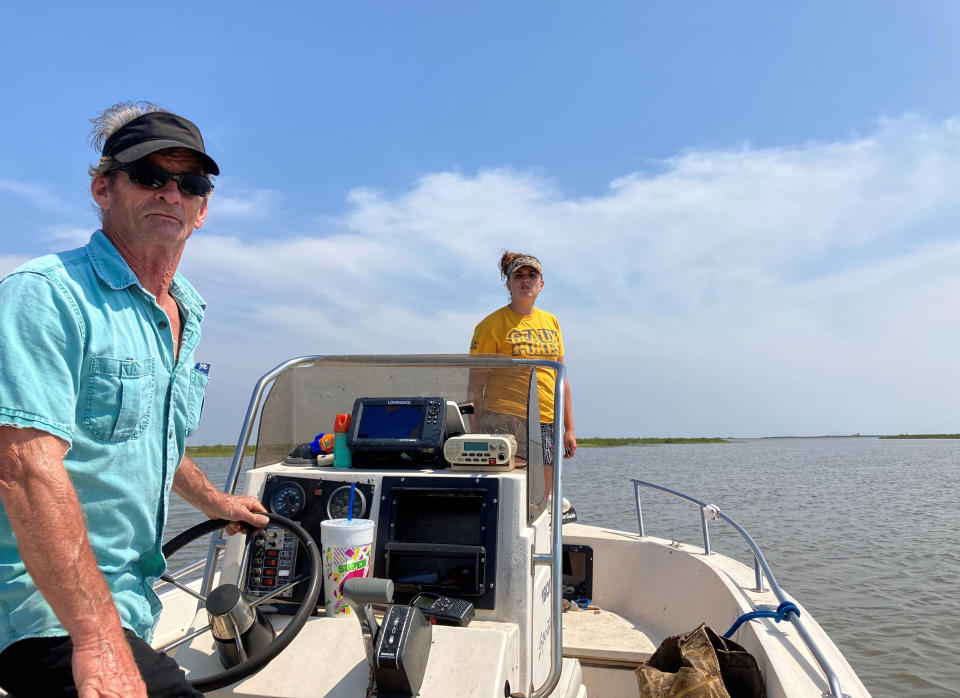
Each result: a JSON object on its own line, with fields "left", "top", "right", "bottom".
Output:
{"left": 562, "top": 607, "right": 661, "bottom": 668}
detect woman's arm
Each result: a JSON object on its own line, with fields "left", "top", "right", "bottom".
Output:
{"left": 468, "top": 321, "right": 498, "bottom": 431}
{"left": 558, "top": 357, "right": 576, "bottom": 458}
{"left": 466, "top": 368, "right": 490, "bottom": 432}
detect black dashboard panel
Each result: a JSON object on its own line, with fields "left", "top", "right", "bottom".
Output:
{"left": 247, "top": 475, "right": 375, "bottom": 613}
{"left": 374, "top": 476, "right": 499, "bottom": 610}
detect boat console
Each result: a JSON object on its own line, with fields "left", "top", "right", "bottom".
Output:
{"left": 157, "top": 355, "right": 574, "bottom": 698}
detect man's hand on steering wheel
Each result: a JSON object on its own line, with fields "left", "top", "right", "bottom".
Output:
{"left": 172, "top": 457, "right": 269, "bottom": 536}
{"left": 205, "top": 494, "right": 269, "bottom": 536}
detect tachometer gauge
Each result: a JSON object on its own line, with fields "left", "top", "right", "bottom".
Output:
{"left": 268, "top": 482, "right": 306, "bottom": 519}
{"left": 326, "top": 485, "right": 366, "bottom": 520}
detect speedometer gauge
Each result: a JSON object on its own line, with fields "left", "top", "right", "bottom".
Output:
{"left": 268, "top": 482, "right": 306, "bottom": 518}
{"left": 326, "top": 485, "right": 366, "bottom": 520}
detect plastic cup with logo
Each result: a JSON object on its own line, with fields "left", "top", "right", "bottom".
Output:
{"left": 320, "top": 518, "right": 374, "bottom": 615}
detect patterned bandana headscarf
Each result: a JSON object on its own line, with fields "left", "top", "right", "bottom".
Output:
{"left": 505, "top": 255, "right": 542, "bottom": 279}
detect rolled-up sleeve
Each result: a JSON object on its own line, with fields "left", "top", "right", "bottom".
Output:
{"left": 0, "top": 272, "right": 84, "bottom": 444}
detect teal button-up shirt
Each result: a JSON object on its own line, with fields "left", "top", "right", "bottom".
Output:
{"left": 0, "top": 230, "right": 208, "bottom": 652}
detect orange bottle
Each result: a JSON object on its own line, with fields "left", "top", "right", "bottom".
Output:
{"left": 333, "top": 413, "right": 352, "bottom": 468}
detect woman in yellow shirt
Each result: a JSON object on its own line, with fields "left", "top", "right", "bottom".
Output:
{"left": 468, "top": 251, "right": 576, "bottom": 468}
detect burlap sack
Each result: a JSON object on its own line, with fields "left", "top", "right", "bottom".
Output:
{"left": 635, "top": 623, "right": 764, "bottom": 698}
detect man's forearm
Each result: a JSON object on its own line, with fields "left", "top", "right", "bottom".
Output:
{"left": 172, "top": 454, "right": 223, "bottom": 517}
{"left": 0, "top": 429, "right": 127, "bottom": 642}
{"left": 173, "top": 455, "right": 268, "bottom": 536}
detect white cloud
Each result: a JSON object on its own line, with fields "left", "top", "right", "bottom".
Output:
{"left": 42, "top": 225, "right": 92, "bottom": 248}
{"left": 178, "top": 115, "right": 960, "bottom": 440}
{"left": 0, "top": 179, "right": 85, "bottom": 218}
{"left": 208, "top": 187, "right": 280, "bottom": 221}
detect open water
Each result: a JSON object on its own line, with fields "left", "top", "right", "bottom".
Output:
{"left": 173, "top": 437, "right": 960, "bottom": 697}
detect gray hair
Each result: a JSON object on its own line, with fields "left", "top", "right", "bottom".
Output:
{"left": 87, "top": 101, "right": 165, "bottom": 178}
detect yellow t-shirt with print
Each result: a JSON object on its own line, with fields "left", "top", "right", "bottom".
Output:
{"left": 470, "top": 306, "right": 564, "bottom": 421}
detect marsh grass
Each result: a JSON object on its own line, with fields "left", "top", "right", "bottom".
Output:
{"left": 185, "top": 444, "right": 257, "bottom": 457}
{"left": 878, "top": 433, "right": 960, "bottom": 439}
{"left": 578, "top": 437, "right": 728, "bottom": 447}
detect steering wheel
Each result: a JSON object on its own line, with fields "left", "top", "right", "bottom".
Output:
{"left": 160, "top": 514, "right": 322, "bottom": 693}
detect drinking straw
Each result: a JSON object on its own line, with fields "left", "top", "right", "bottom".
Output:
{"left": 348, "top": 482, "right": 356, "bottom": 521}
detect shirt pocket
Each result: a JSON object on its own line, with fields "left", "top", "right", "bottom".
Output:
{"left": 185, "top": 365, "right": 209, "bottom": 437}
{"left": 83, "top": 357, "right": 156, "bottom": 442}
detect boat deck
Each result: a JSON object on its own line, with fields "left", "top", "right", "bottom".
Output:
{"left": 561, "top": 606, "right": 661, "bottom": 698}
{"left": 562, "top": 607, "right": 660, "bottom": 667}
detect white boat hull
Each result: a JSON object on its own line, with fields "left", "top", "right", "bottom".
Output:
{"left": 153, "top": 520, "right": 868, "bottom": 697}
{"left": 560, "top": 523, "right": 870, "bottom": 698}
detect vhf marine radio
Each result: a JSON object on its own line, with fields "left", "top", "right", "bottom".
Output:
{"left": 347, "top": 397, "right": 447, "bottom": 468}
{"left": 444, "top": 433, "right": 517, "bottom": 471}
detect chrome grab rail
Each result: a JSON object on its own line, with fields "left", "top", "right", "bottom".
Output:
{"left": 530, "top": 359, "right": 565, "bottom": 698}
{"left": 632, "top": 479, "right": 845, "bottom": 698}
{"left": 199, "top": 355, "right": 314, "bottom": 600}
{"left": 192, "top": 354, "right": 566, "bottom": 698}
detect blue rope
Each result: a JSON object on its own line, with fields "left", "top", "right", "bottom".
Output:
{"left": 723, "top": 601, "right": 800, "bottom": 638}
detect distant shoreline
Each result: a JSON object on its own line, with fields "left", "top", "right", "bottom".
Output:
{"left": 578, "top": 437, "right": 728, "bottom": 446}
{"left": 185, "top": 439, "right": 730, "bottom": 457}
{"left": 877, "top": 433, "right": 960, "bottom": 439}
{"left": 186, "top": 433, "right": 960, "bottom": 458}
{"left": 186, "top": 445, "right": 256, "bottom": 457}
{"left": 758, "top": 434, "right": 960, "bottom": 440}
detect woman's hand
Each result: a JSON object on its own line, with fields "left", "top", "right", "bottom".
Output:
{"left": 563, "top": 430, "right": 577, "bottom": 459}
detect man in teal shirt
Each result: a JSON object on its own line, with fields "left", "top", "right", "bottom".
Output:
{"left": 0, "top": 103, "right": 268, "bottom": 697}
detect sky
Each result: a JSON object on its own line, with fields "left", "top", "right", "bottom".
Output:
{"left": 3, "top": 2, "right": 960, "bottom": 441}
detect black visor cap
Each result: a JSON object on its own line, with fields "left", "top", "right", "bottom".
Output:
{"left": 102, "top": 111, "right": 220, "bottom": 175}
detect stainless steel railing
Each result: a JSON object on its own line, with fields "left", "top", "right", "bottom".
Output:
{"left": 632, "top": 479, "right": 846, "bottom": 698}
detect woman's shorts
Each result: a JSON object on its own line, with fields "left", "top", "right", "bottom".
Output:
{"left": 479, "top": 412, "right": 555, "bottom": 466}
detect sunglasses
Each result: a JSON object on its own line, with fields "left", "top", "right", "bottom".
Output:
{"left": 117, "top": 161, "right": 213, "bottom": 197}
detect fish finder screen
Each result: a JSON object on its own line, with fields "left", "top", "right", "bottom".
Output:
{"left": 356, "top": 404, "right": 424, "bottom": 440}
